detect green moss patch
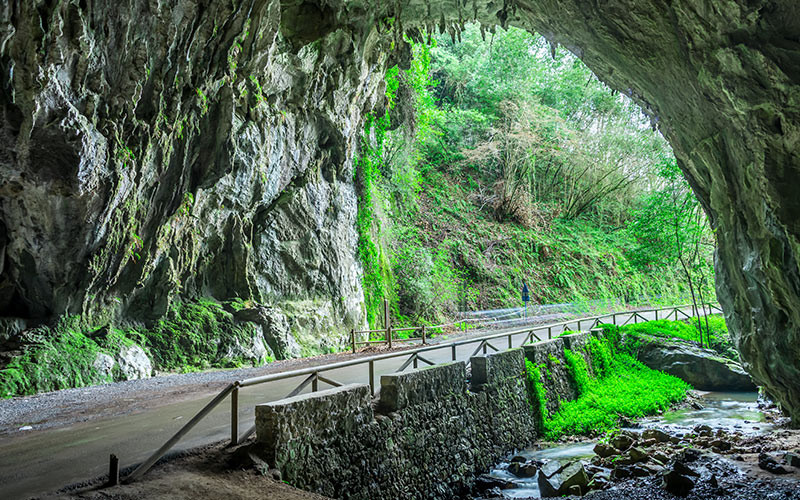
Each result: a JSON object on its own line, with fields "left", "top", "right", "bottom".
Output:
{"left": 619, "top": 314, "right": 737, "bottom": 361}
{"left": 0, "top": 298, "right": 273, "bottom": 398}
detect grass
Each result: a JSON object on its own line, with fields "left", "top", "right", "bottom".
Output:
{"left": 528, "top": 333, "right": 691, "bottom": 440}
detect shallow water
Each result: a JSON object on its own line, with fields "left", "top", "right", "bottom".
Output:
{"left": 488, "top": 442, "right": 597, "bottom": 498}
{"left": 486, "top": 392, "right": 768, "bottom": 499}
{"left": 648, "top": 391, "right": 771, "bottom": 433}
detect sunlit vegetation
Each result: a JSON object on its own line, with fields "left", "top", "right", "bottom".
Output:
{"left": 356, "top": 24, "right": 716, "bottom": 328}
{"left": 527, "top": 332, "right": 690, "bottom": 440}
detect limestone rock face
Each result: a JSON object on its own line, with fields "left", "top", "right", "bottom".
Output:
{"left": 636, "top": 336, "right": 757, "bottom": 391}
{"left": 0, "top": 0, "right": 374, "bottom": 342}
{"left": 2, "top": 1, "right": 800, "bottom": 418}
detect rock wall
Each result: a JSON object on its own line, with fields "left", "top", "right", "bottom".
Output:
{"left": 0, "top": 0, "right": 379, "bottom": 345}
{"left": 254, "top": 349, "right": 539, "bottom": 499}
{"left": 521, "top": 338, "right": 577, "bottom": 418}
{"left": 2, "top": 1, "right": 799, "bottom": 418}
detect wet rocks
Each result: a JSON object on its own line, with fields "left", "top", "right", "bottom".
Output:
{"left": 759, "top": 453, "right": 790, "bottom": 474}
{"left": 610, "top": 433, "right": 635, "bottom": 452}
{"left": 507, "top": 460, "right": 538, "bottom": 478}
{"left": 593, "top": 442, "right": 617, "bottom": 458}
{"left": 642, "top": 428, "right": 670, "bottom": 443}
{"left": 661, "top": 463, "right": 697, "bottom": 496}
{"left": 473, "top": 474, "right": 513, "bottom": 495}
{"left": 537, "top": 460, "right": 589, "bottom": 497}
{"left": 785, "top": 452, "right": 800, "bottom": 468}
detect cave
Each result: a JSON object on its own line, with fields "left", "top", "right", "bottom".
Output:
{"left": 0, "top": 0, "right": 799, "bottom": 421}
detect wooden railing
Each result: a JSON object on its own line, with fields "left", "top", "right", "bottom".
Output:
{"left": 122, "top": 302, "right": 721, "bottom": 484}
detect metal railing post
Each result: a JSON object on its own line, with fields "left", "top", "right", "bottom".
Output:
{"left": 451, "top": 344, "right": 457, "bottom": 361}
{"left": 508, "top": 334, "right": 513, "bottom": 349}
{"left": 369, "top": 360, "right": 375, "bottom": 396}
{"left": 312, "top": 373, "right": 319, "bottom": 392}
{"left": 413, "top": 353, "right": 418, "bottom": 369}
{"left": 384, "top": 299, "right": 392, "bottom": 349}
{"left": 655, "top": 309, "right": 659, "bottom": 320}
{"left": 548, "top": 326, "right": 552, "bottom": 339}
{"left": 351, "top": 329, "right": 356, "bottom": 353}
{"left": 230, "top": 384, "right": 239, "bottom": 446}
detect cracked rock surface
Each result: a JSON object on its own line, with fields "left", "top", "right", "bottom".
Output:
{"left": 1, "top": 1, "right": 799, "bottom": 418}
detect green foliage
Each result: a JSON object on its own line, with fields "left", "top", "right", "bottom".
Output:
{"left": 563, "top": 348, "right": 590, "bottom": 395}
{"left": 587, "top": 336, "right": 613, "bottom": 377}
{"left": 0, "top": 298, "right": 272, "bottom": 398}
{"left": 0, "top": 317, "right": 105, "bottom": 397}
{"left": 544, "top": 353, "right": 690, "bottom": 439}
{"left": 525, "top": 359, "right": 549, "bottom": 426}
{"left": 619, "top": 315, "right": 737, "bottom": 361}
{"left": 141, "top": 298, "right": 252, "bottom": 370}
{"left": 530, "top": 333, "right": 690, "bottom": 440}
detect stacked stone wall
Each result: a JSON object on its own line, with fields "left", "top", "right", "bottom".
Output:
{"left": 254, "top": 342, "right": 594, "bottom": 499}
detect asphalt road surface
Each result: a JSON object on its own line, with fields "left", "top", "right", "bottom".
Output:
{"left": 0, "top": 306, "right": 700, "bottom": 499}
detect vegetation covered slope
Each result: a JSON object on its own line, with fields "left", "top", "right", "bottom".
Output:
{"left": 356, "top": 26, "right": 716, "bottom": 328}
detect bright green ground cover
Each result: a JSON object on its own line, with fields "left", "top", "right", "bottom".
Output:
{"left": 527, "top": 330, "right": 691, "bottom": 440}
{"left": 619, "top": 314, "right": 737, "bottom": 360}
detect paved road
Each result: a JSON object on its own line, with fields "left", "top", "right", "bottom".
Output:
{"left": 0, "top": 307, "right": 699, "bottom": 499}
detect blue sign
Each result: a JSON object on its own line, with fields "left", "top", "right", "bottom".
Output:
{"left": 522, "top": 283, "right": 530, "bottom": 302}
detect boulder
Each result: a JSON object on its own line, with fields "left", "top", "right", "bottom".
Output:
{"left": 662, "top": 467, "right": 695, "bottom": 496}
{"left": 474, "top": 474, "right": 513, "bottom": 494}
{"left": 508, "top": 461, "right": 538, "bottom": 478}
{"left": 218, "top": 324, "right": 273, "bottom": 365}
{"left": 636, "top": 336, "right": 756, "bottom": 391}
{"left": 785, "top": 452, "right": 800, "bottom": 468}
{"left": 642, "top": 428, "right": 670, "bottom": 443}
{"left": 628, "top": 447, "right": 648, "bottom": 462}
{"left": 538, "top": 461, "right": 589, "bottom": 497}
{"left": 116, "top": 344, "right": 152, "bottom": 380}
{"left": 610, "top": 434, "right": 635, "bottom": 452}
{"left": 759, "top": 453, "right": 790, "bottom": 474}
{"left": 92, "top": 353, "right": 115, "bottom": 380}
{"left": 593, "top": 442, "right": 618, "bottom": 458}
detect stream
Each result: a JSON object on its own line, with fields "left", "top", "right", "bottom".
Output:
{"left": 485, "top": 392, "right": 771, "bottom": 499}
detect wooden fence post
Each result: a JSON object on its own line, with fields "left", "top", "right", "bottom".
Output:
{"left": 351, "top": 329, "right": 356, "bottom": 353}
{"left": 421, "top": 325, "right": 427, "bottom": 345}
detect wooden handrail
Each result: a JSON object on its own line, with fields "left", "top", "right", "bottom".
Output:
{"left": 122, "top": 302, "right": 718, "bottom": 483}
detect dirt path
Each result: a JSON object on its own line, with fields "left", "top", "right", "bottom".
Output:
{"left": 49, "top": 441, "right": 331, "bottom": 500}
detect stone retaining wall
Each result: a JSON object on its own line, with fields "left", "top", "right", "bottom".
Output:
{"left": 253, "top": 342, "right": 594, "bottom": 499}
